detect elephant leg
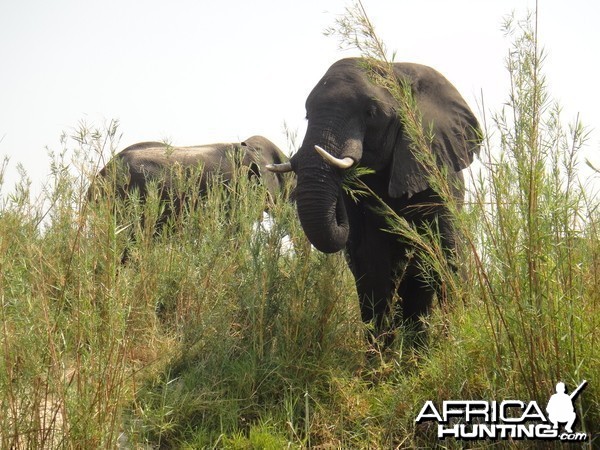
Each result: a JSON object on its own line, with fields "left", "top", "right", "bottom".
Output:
{"left": 346, "top": 209, "right": 398, "bottom": 348}
{"left": 395, "top": 269, "right": 435, "bottom": 333}
{"left": 421, "top": 210, "right": 459, "bottom": 303}
{"left": 353, "top": 259, "right": 394, "bottom": 344}
{"left": 393, "top": 209, "right": 458, "bottom": 341}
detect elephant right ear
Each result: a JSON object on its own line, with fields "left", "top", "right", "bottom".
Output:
{"left": 388, "top": 82, "right": 481, "bottom": 198}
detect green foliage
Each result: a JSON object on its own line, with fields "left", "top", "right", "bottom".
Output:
{"left": 0, "top": 122, "right": 366, "bottom": 449}
{"left": 0, "top": 6, "right": 598, "bottom": 450}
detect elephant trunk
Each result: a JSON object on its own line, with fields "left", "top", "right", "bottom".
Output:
{"left": 292, "top": 118, "right": 364, "bottom": 253}
{"left": 294, "top": 164, "right": 349, "bottom": 254}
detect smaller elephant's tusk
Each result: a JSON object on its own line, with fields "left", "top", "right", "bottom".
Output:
{"left": 265, "top": 161, "right": 293, "bottom": 173}
{"left": 314, "top": 145, "right": 354, "bottom": 169}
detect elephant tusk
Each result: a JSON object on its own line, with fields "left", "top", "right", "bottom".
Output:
{"left": 314, "top": 145, "right": 354, "bottom": 169}
{"left": 265, "top": 161, "right": 293, "bottom": 173}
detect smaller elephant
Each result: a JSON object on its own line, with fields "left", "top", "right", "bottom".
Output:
{"left": 90, "top": 135, "right": 288, "bottom": 240}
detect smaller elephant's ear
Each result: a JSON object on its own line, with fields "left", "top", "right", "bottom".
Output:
{"left": 239, "top": 145, "right": 261, "bottom": 175}
{"left": 241, "top": 136, "right": 291, "bottom": 202}
{"left": 247, "top": 161, "right": 261, "bottom": 180}
{"left": 240, "top": 140, "right": 273, "bottom": 189}
{"left": 388, "top": 66, "right": 481, "bottom": 198}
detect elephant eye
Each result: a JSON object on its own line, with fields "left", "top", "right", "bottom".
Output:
{"left": 367, "top": 105, "right": 378, "bottom": 118}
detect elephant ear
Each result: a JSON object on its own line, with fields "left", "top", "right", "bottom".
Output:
{"left": 240, "top": 139, "right": 262, "bottom": 179}
{"left": 241, "top": 136, "right": 288, "bottom": 199}
{"left": 388, "top": 64, "right": 481, "bottom": 198}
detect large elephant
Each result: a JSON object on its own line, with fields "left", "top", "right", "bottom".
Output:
{"left": 91, "top": 135, "right": 288, "bottom": 235}
{"left": 268, "top": 58, "right": 481, "bottom": 347}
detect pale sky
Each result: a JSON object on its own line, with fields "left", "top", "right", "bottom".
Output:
{"left": 1, "top": 0, "right": 599, "bottom": 194}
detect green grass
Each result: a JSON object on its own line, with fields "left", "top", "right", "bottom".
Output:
{"left": 1, "top": 6, "right": 598, "bottom": 450}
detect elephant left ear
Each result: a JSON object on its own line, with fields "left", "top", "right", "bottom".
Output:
{"left": 239, "top": 141, "right": 262, "bottom": 178}
{"left": 388, "top": 74, "right": 482, "bottom": 198}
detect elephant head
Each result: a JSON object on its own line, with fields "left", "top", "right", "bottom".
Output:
{"left": 269, "top": 58, "right": 480, "bottom": 254}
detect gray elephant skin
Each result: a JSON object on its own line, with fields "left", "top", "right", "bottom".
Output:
{"left": 269, "top": 58, "right": 481, "bottom": 346}
{"left": 92, "top": 135, "right": 288, "bottom": 227}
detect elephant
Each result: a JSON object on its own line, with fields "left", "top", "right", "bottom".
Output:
{"left": 268, "top": 58, "right": 481, "bottom": 348}
{"left": 90, "top": 135, "right": 288, "bottom": 255}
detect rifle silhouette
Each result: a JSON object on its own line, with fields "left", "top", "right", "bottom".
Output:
{"left": 569, "top": 380, "right": 587, "bottom": 401}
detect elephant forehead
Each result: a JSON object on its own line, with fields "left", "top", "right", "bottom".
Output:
{"left": 309, "top": 75, "right": 363, "bottom": 100}
{"left": 307, "top": 78, "right": 388, "bottom": 116}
